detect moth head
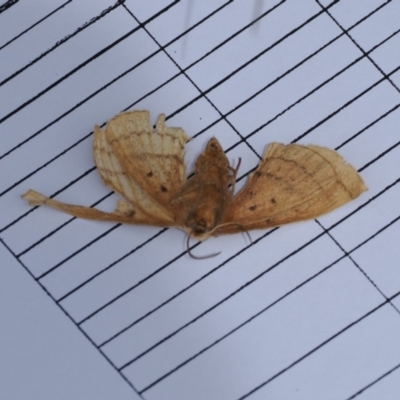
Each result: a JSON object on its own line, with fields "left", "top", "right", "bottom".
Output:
{"left": 186, "top": 207, "right": 217, "bottom": 240}
{"left": 185, "top": 209, "right": 222, "bottom": 259}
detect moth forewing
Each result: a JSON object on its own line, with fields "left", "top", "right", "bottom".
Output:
{"left": 218, "top": 143, "right": 367, "bottom": 233}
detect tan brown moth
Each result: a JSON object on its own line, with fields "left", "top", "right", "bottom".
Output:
{"left": 23, "top": 110, "right": 367, "bottom": 254}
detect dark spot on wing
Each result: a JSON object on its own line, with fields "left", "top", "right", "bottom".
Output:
{"left": 147, "top": 171, "right": 153, "bottom": 177}
{"left": 249, "top": 205, "right": 257, "bottom": 211}
{"left": 160, "top": 185, "right": 168, "bottom": 192}
{"left": 270, "top": 198, "right": 276, "bottom": 204}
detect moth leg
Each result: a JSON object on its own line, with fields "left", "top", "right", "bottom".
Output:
{"left": 22, "top": 190, "right": 176, "bottom": 226}
{"left": 171, "top": 180, "right": 205, "bottom": 206}
{"left": 229, "top": 157, "right": 241, "bottom": 195}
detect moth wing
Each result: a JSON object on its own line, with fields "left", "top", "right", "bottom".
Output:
{"left": 22, "top": 190, "right": 177, "bottom": 227}
{"left": 93, "top": 115, "right": 176, "bottom": 223}
{"left": 104, "top": 111, "right": 189, "bottom": 215}
{"left": 219, "top": 143, "right": 367, "bottom": 233}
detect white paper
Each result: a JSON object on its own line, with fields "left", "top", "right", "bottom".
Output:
{"left": 1, "top": 1, "right": 400, "bottom": 399}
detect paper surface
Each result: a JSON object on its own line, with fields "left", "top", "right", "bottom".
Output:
{"left": 1, "top": 1, "right": 400, "bottom": 399}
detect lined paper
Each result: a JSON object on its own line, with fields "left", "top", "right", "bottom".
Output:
{"left": 1, "top": 1, "right": 400, "bottom": 399}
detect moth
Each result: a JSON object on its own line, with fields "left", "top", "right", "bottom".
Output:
{"left": 23, "top": 110, "right": 367, "bottom": 256}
